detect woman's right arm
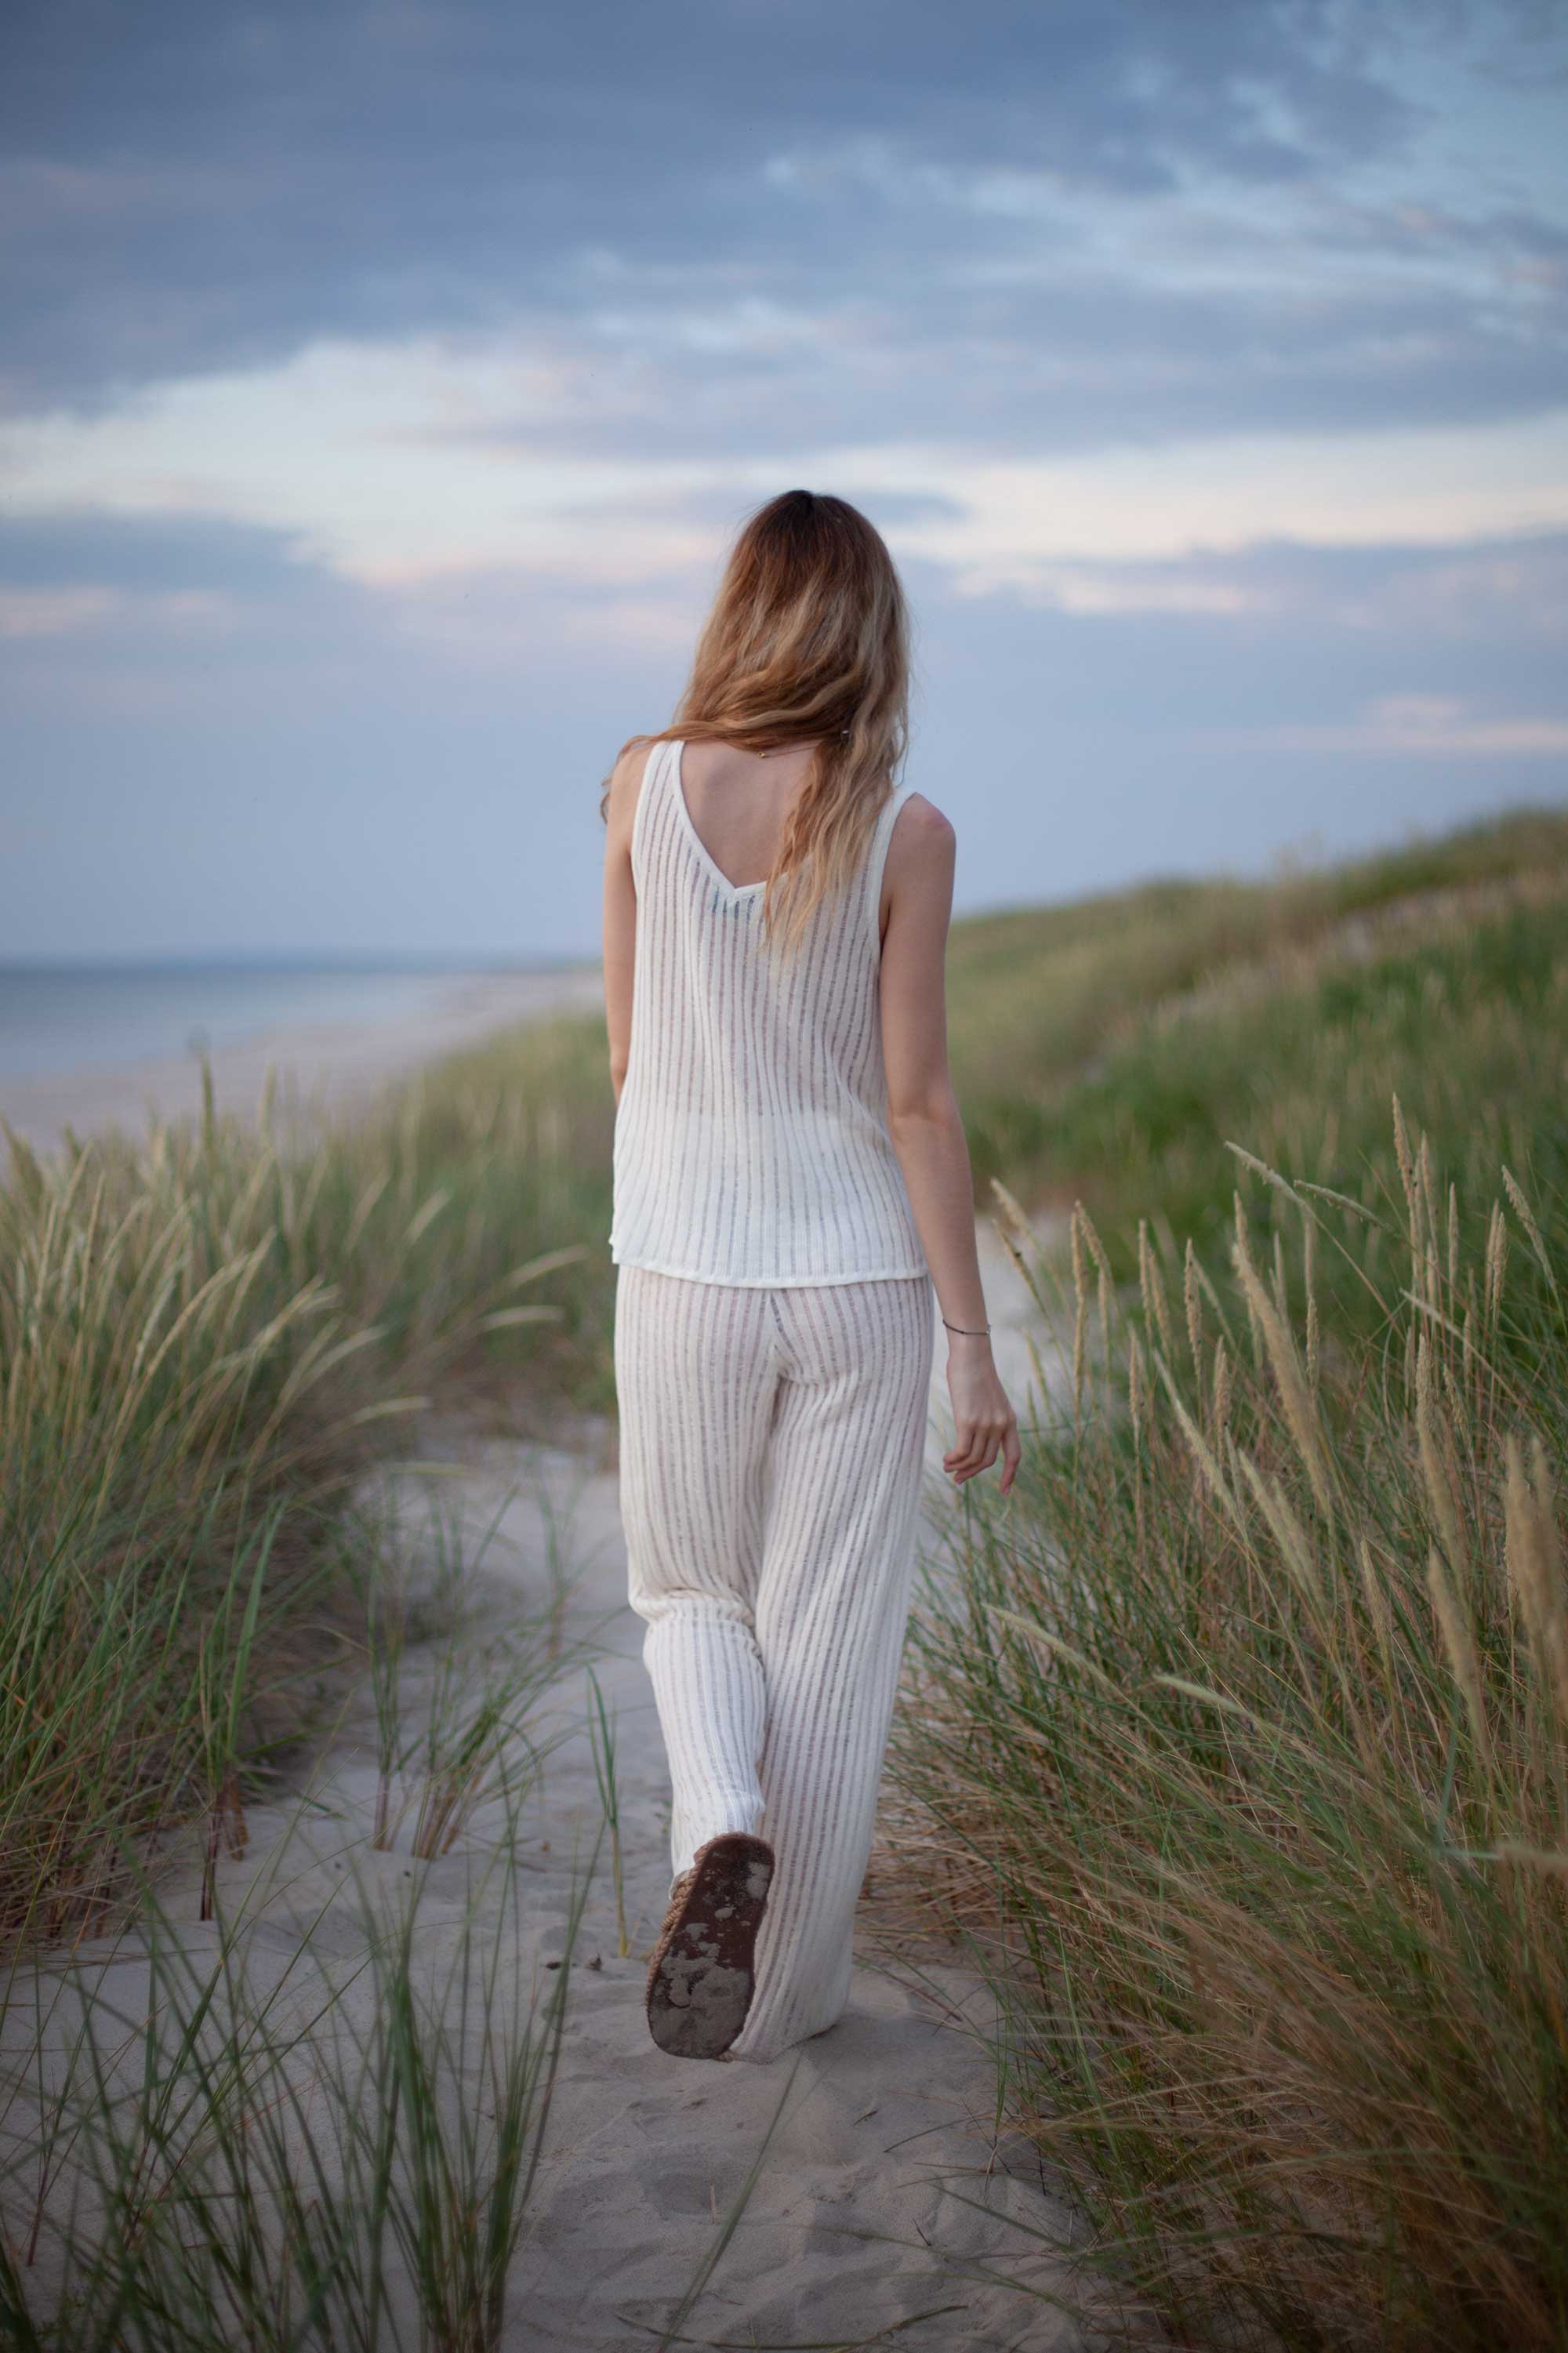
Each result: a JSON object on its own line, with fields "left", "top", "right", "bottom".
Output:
{"left": 879, "top": 796, "right": 1020, "bottom": 1493}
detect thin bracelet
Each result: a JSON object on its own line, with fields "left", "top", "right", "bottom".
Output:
{"left": 942, "top": 1317, "right": 990, "bottom": 1337}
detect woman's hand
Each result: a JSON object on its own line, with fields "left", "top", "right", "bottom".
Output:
{"left": 942, "top": 1332, "right": 1021, "bottom": 1492}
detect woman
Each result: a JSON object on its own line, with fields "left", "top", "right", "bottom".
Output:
{"left": 600, "top": 488, "right": 1019, "bottom": 2068}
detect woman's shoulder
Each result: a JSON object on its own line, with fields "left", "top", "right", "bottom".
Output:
{"left": 877, "top": 791, "right": 954, "bottom": 939}
{"left": 602, "top": 734, "right": 663, "bottom": 840}
{"left": 888, "top": 789, "right": 955, "bottom": 862}
{"left": 608, "top": 733, "right": 662, "bottom": 797}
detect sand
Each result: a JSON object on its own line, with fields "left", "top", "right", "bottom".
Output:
{"left": 0, "top": 964, "right": 607, "bottom": 1157}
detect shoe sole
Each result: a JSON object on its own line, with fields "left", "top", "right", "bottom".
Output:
{"left": 645, "top": 1832, "right": 775, "bottom": 2060}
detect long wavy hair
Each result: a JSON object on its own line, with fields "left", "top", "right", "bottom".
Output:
{"left": 601, "top": 488, "right": 911, "bottom": 960}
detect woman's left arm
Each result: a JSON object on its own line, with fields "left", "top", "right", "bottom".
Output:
{"left": 601, "top": 745, "right": 649, "bottom": 1109}
{"left": 880, "top": 794, "right": 1021, "bottom": 1493}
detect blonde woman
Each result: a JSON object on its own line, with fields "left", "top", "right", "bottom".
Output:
{"left": 601, "top": 488, "right": 1019, "bottom": 2066}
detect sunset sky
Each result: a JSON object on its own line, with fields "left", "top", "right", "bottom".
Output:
{"left": 3, "top": 0, "right": 1566, "bottom": 960}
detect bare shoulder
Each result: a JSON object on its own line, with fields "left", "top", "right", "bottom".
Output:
{"left": 877, "top": 790, "right": 956, "bottom": 952}
{"left": 604, "top": 735, "right": 658, "bottom": 841}
{"left": 608, "top": 735, "right": 656, "bottom": 801}
{"left": 887, "top": 790, "right": 956, "bottom": 872}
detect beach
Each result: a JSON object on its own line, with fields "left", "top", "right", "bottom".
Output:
{"left": 0, "top": 964, "right": 608, "bottom": 1157}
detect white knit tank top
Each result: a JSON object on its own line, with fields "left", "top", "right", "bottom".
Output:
{"left": 608, "top": 737, "right": 930, "bottom": 1288}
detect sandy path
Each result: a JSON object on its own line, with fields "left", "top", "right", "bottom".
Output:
{"left": 432, "top": 1227, "right": 1098, "bottom": 2344}
{"left": 362, "top": 1228, "right": 1094, "bottom": 2348}
{"left": 379, "top": 1387, "right": 1108, "bottom": 2350}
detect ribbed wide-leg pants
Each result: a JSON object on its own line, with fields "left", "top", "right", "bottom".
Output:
{"left": 613, "top": 1264, "right": 935, "bottom": 2065}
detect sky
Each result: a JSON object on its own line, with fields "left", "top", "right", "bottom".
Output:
{"left": 2, "top": 0, "right": 1566, "bottom": 962}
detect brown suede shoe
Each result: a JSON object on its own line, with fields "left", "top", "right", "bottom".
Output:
{"left": 644, "top": 1831, "right": 775, "bottom": 2060}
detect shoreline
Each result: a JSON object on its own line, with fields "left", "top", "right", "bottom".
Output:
{"left": 0, "top": 964, "right": 608, "bottom": 1157}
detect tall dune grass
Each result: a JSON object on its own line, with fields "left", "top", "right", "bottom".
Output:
{"left": 0, "top": 1013, "right": 612, "bottom": 1944}
{"left": 879, "top": 1111, "right": 1568, "bottom": 2348}
{"left": 0, "top": 1478, "right": 591, "bottom": 2349}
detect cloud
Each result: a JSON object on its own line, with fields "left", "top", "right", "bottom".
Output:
{"left": 4, "top": 0, "right": 1566, "bottom": 957}
{"left": 928, "top": 532, "right": 1568, "bottom": 631}
{"left": 1232, "top": 693, "right": 1568, "bottom": 756}
{"left": 0, "top": 584, "right": 233, "bottom": 641}
{"left": 2, "top": 0, "right": 1562, "bottom": 441}
{"left": 5, "top": 316, "right": 1566, "bottom": 594}
{"left": 998, "top": 570, "right": 1265, "bottom": 618}
{"left": 0, "top": 586, "right": 121, "bottom": 639}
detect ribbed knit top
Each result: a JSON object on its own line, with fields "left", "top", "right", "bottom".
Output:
{"left": 608, "top": 737, "right": 930, "bottom": 1287}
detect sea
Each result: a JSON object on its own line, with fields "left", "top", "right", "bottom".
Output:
{"left": 0, "top": 960, "right": 558, "bottom": 1082}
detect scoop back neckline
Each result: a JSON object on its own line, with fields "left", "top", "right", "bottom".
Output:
{"left": 669, "top": 738, "right": 785, "bottom": 899}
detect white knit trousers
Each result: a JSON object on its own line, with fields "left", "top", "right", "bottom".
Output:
{"left": 613, "top": 1264, "right": 935, "bottom": 2065}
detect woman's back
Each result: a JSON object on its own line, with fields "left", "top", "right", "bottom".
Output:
{"left": 675, "top": 735, "right": 818, "bottom": 891}
{"left": 607, "top": 738, "right": 929, "bottom": 1288}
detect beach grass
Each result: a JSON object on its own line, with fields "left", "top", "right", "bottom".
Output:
{"left": 0, "top": 1017, "right": 612, "bottom": 1944}
{"left": 0, "top": 1480, "right": 595, "bottom": 2351}
{"left": 0, "top": 1802, "right": 597, "bottom": 2353}
{"left": 874, "top": 822, "right": 1568, "bottom": 2347}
